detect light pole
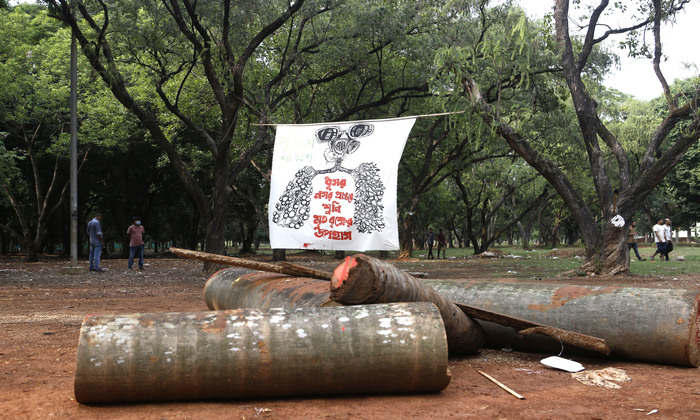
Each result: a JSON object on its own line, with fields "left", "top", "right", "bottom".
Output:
{"left": 62, "top": 10, "right": 87, "bottom": 274}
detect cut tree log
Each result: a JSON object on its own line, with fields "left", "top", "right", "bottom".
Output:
{"left": 330, "top": 254, "right": 485, "bottom": 355}
{"left": 330, "top": 255, "right": 610, "bottom": 356}
{"left": 201, "top": 259, "right": 609, "bottom": 355}
{"left": 424, "top": 280, "right": 700, "bottom": 367}
{"left": 74, "top": 303, "right": 451, "bottom": 404}
{"left": 203, "top": 269, "right": 339, "bottom": 310}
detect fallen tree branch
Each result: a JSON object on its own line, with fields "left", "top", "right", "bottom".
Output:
{"left": 454, "top": 304, "right": 611, "bottom": 355}
{"left": 169, "top": 247, "right": 332, "bottom": 280}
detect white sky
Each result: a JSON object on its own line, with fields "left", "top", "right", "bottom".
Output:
{"left": 519, "top": 0, "right": 700, "bottom": 100}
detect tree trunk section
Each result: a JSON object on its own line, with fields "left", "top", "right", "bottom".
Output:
{"left": 424, "top": 280, "right": 700, "bottom": 367}
{"left": 398, "top": 215, "right": 415, "bottom": 259}
{"left": 330, "top": 254, "right": 484, "bottom": 355}
{"left": 74, "top": 303, "right": 451, "bottom": 403}
{"left": 272, "top": 248, "right": 286, "bottom": 261}
{"left": 581, "top": 222, "right": 629, "bottom": 275}
{"left": 204, "top": 269, "right": 335, "bottom": 310}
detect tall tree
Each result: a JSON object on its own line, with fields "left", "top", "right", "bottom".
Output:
{"left": 0, "top": 5, "right": 88, "bottom": 261}
{"left": 446, "top": 0, "right": 699, "bottom": 274}
{"left": 47, "top": 0, "right": 444, "bottom": 260}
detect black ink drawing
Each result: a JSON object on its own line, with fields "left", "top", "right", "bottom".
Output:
{"left": 272, "top": 123, "right": 386, "bottom": 233}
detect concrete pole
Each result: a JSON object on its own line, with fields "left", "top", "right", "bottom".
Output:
{"left": 74, "top": 303, "right": 451, "bottom": 403}
{"left": 61, "top": 20, "right": 86, "bottom": 275}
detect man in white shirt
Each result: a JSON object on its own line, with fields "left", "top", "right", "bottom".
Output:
{"left": 663, "top": 218, "right": 673, "bottom": 261}
{"left": 651, "top": 218, "right": 666, "bottom": 262}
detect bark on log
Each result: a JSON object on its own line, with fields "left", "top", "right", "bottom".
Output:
{"left": 330, "top": 254, "right": 485, "bottom": 356}
{"left": 74, "top": 303, "right": 451, "bottom": 404}
{"left": 204, "top": 269, "right": 337, "bottom": 310}
{"left": 424, "top": 280, "right": 700, "bottom": 367}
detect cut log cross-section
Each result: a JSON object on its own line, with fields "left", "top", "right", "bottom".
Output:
{"left": 330, "top": 254, "right": 485, "bottom": 355}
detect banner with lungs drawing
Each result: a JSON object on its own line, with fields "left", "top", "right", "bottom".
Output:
{"left": 268, "top": 117, "right": 416, "bottom": 251}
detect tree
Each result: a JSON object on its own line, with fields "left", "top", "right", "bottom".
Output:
{"left": 0, "top": 4, "right": 87, "bottom": 261}
{"left": 47, "top": 0, "right": 446, "bottom": 262}
{"left": 451, "top": 159, "right": 550, "bottom": 254}
{"left": 444, "top": 0, "right": 699, "bottom": 274}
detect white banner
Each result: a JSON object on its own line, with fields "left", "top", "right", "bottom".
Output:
{"left": 268, "top": 117, "right": 416, "bottom": 251}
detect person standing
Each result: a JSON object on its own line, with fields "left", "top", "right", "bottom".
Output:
{"left": 651, "top": 218, "right": 666, "bottom": 262}
{"left": 437, "top": 229, "right": 446, "bottom": 259}
{"left": 87, "top": 213, "right": 106, "bottom": 272}
{"left": 627, "top": 221, "right": 646, "bottom": 261}
{"left": 426, "top": 228, "right": 435, "bottom": 259}
{"left": 664, "top": 218, "right": 673, "bottom": 261}
{"left": 127, "top": 216, "right": 145, "bottom": 270}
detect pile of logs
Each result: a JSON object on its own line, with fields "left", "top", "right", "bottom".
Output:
{"left": 73, "top": 248, "right": 700, "bottom": 405}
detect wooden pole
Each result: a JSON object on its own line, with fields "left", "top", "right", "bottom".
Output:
{"left": 330, "top": 254, "right": 485, "bottom": 355}
{"left": 478, "top": 371, "right": 525, "bottom": 400}
{"left": 453, "top": 303, "right": 610, "bottom": 355}
{"left": 74, "top": 303, "right": 451, "bottom": 404}
{"left": 170, "top": 247, "right": 332, "bottom": 280}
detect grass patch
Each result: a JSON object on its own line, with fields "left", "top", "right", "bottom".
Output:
{"left": 234, "top": 243, "right": 700, "bottom": 280}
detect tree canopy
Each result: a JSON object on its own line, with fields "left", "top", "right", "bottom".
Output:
{"left": 1, "top": 0, "right": 697, "bottom": 274}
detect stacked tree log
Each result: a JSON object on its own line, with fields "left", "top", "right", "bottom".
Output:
{"left": 75, "top": 252, "right": 700, "bottom": 404}
{"left": 202, "top": 256, "right": 699, "bottom": 367}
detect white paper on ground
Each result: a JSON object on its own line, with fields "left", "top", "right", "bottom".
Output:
{"left": 540, "top": 356, "right": 585, "bottom": 372}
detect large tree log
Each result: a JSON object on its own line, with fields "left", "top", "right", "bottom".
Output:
{"left": 205, "top": 266, "right": 609, "bottom": 356}
{"left": 74, "top": 303, "right": 451, "bottom": 404}
{"left": 424, "top": 280, "right": 700, "bottom": 367}
{"left": 330, "top": 254, "right": 485, "bottom": 356}
{"left": 186, "top": 248, "right": 606, "bottom": 354}
{"left": 204, "top": 269, "right": 338, "bottom": 310}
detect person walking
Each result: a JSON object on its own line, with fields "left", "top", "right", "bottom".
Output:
{"left": 437, "top": 229, "right": 446, "bottom": 259}
{"left": 87, "top": 213, "right": 106, "bottom": 272}
{"left": 627, "top": 221, "right": 646, "bottom": 261}
{"left": 127, "top": 216, "right": 145, "bottom": 271}
{"left": 651, "top": 218, "right": 666, "bottom": 262}
{"left": 664, "top": 218, "right": 673, "bottom": 261}
{"left": 426, "top": 228, "right": 435, "bottom": 259}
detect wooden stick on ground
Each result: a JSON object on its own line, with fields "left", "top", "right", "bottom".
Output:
{"left": 478, "top": 371, "right": 525, "bottom": 400}
{"left": 169, "top": 247, "right": 332, "bottom": 280}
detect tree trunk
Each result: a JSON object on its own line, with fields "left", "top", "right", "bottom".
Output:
{"left": 580, "top": 222, "right": 629, "bottom": 275}
{"left": 272, "top": 249, "right": 286, "bottom": 261}
{"left": 25, "top": 241, "right": 39, "bottom": 262}
{"left": 398, "top": 213, "right": 416, "bottom": 259}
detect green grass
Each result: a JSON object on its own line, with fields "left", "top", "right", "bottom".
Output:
{"left": 233, "top": 243, "right": 700, "bottom": 280}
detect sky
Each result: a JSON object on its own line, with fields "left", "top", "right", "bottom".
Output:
{"left": 519, "top": 1, "right": 700, "bottom": 101}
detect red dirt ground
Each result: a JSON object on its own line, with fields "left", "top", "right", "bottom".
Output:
{"left": 1, "top": 253, "right": 699, "bottom": 419}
